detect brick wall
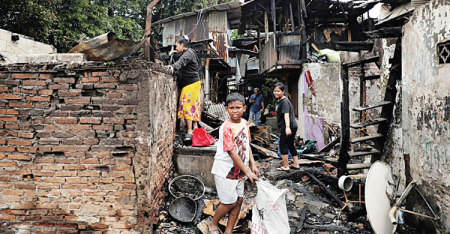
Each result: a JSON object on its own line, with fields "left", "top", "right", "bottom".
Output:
{"left": 0, "top": 60, "right": 177, "bottom": 233}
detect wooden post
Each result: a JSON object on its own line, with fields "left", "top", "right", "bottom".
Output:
{"left": 264, "top": 11, "right": 269, "bottom": 42}
{"left": 145, "top": 0, "right": 160, "bottom": 62}
{"left": 257, "top": 26, "right": 261, "bottom": 51}
{"left": 271, "top": 0, "right": 276, "bottom": 51}
{"left": 339, "top": 66, "right": 350, "bottom": 176}
{"left": 289, "top": 3, "right": 295, "bottom": 30}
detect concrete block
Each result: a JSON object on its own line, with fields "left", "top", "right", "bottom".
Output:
{"left": 57, "top": 53, "right": 85, "bottom": 62}
{"left": 295, "top": 196, "right": 330, "bottom": 215}
{"left": 174, "top": 153, "right": 215, "bottom": 187}
{"left": 16, "top": 54, "right": 57, "bottom": 63}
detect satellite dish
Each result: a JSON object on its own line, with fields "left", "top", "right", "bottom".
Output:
{"left": 365, "top": 161, "right": 397, "bottom": 234}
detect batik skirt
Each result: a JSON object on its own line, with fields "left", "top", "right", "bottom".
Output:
{"left": 178, "top": 81, "right": 201, "bottom": 121}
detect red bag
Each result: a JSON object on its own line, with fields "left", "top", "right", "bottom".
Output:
{"left": 192, "top": 127, "right": 215, "bottom": 147}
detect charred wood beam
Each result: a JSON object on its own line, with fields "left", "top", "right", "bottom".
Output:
{"left": 296, "top": 208, "right": 307, "bottom": 233}
{"left": 318, "top": 137, "right": 340, "bottom": 153}
{"left": 145, "top": 0, "right": 160, "bottom": 62}
{"left": 306, "top": 172, "right": 345, "bottom": 207}
{"left": 338, "top": 66, "right": 350, "bottom": 176}
{"left": 335, "top": 41, "right": 374, "bottom": 51}
{"left": 364, "top": 27, "right": 403, "bottom": 38}
{"left": 256, "top": 2, "right": 272, "bottom": 15}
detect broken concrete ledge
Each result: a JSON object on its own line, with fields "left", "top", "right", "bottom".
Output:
{"left": 15, "top": 53, "right": 86, "bottom": 63}
{"left": 174, "top": 145, "right": 217, "bottom": 187}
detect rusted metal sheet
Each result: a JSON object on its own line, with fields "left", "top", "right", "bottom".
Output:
{"left": 279, "top": 34, "right": 301, "bottom": 63}
{"left": 163, "top": 20, "right": 185, "bottom": 47}
{"left": 184, "top": 15, "right": 209, "bottom": 42}
{"left": 69, "top": 32, "right": 145, "bottom": 61}
{"left": 208, "top": 11, "right": 228, "bottom": 63}
{"left": 259, "top": 34, "right": 276, "bottom": 74}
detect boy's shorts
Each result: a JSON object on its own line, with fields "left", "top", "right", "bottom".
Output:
{"left": 214, "top": 175, "right": 245, "bottom": 204}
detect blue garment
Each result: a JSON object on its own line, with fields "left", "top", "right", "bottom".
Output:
{"left": 249, "top": 110, "right": 261, "bottom": 126}
{"left": 249, "top": 94, "right": 264, "bottom": 112}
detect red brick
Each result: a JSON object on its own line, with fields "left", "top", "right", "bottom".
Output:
{"left": 65, "top": 165, "right": 86, "bottom": 170}
{"left": 82, "top": 77, "right": 100, "bottom": 82}
{"left": 66, "top": 177, "right": 88, "bottom": 184}
{"left": 36, "top": 204, "right": 58, "bottom": 209}
{"left": 117, "top": 85, "right": 138, "bottom": 91}
{"left": 38, "top": 89, "right": 53, "bottom": 95}
{"left": 92, "top": 71, "right": 109, "bottom": 76}
{"left": 106, "top": 92, "right": 121, "bottom": 98}
{"left": 90, "top": 224, "right": 109, "bottom": 229}
{"left": 94, "top": 83, "right": 116, "bottom": 89}
{"left": 0, "top": 116, "right": 18, "bottom": 122}
{"left": 5, "top": 123, "right": 19, "bottom": 129}
{"left": 0, "top": 73, "right": 9, "bottom": 79}
{"left": 103, "top": 118, "right": 124, "bottom": 124}
{"left": 58, "top": 91, "right": 80, "bottom": 97}
{"left": 8, "top": 154, "right": 31, "bottom": 161}
{"left": 0, "top": 86, "right": 8, "bottom": 92}
{"left": 34, "top": 157, "right": 54, "bottom": 164}
{"left": 9, "top": 139, "right": 32, "bottom": 146}
{"left": 0, "top": 146, "right": 15, "bottom": 152}
{"left": 3, "top": 189, "right": 24, "bottom": 195}
{"left": 80, "top": 159, "right": 100, "bottom": 164}
{"left": 112, "top": 223, "right": 134, "bottom": 229}
{"left": 102, "top": 77, "right": 119, "bottom": 83}
{"left": 39, "top": 74, "right": 51, "bottom": 79}
{"left": 80, "top": 117, "right": 101, "bottom": 124}
{"left": 55, "top": 171, "right": 77, "bottom": 177}
{"left": 33, "top": 171, "right": 54, "bottom": 177}
{"left": 41, "top": 165, "right": 63, "bottom": 171}
{"left": 0, "top": 153, "right": 5, "bottom": 160}
{"left": 43, "top": 177, "right": 65, "bottom": 183}
{"left": 18, "top": 132, "right": 34, "bottom": 138}
{"left": 68, "top": 125, "right": 90, "bottom": 130}
{"left": 93, "top": 125, "right": 113, "bottom": 131}
{"left": 55, "top": 118, "right": 78, "bottom": 124}
{"left": 18, "top": 87, "right": 37, "bottom": 94}
{"left": 65, "top": 98, "right": 90, "bottom": 105}
{"left": 78, "top": 171, "right": 100, "bottom": 177}
{"left": 0, "top": 139, "right": 5, "bottom": 145}
{"left": 54, "top": 78, "right": 75, "bottom": 83}
{"left": 49, "top": 84, "right": 69, "bottom": 90}
{"left": 5, "top": 109, "right": 19, "bottom": 115}
{"left": 12, "top": 73, "right": 37, "bottom": 79}
{"left": 12, "top": 203, "right": 34, "bottom": 209}
{"left": 0, "top": 94, "right": 22, "bottom": 99}
{"left": 23, "top": 80, "right": 46, "bottom": 86}
{"left": 9, "top": 102, "right": 33, "bottom": 108}
{"left": 0, "top": 215, "right": 16, "bottom": 221}
{"left": 17, "top": 147, "right": 37, "bottom": 154}
{"left": 26, "top": 96, "right": 51, "bottom": 102}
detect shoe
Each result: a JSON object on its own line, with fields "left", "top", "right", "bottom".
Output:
{"left": 184, "top": 133, "right": 193, "bottom": 141}
{"left": 276, "top": 167, "right": 290, "bottom": 172}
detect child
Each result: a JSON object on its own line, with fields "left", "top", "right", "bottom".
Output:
{"left": 273, "top": 82, "right": 300, "bottom": 171}
{"left": 209, "top": 92, "right": 260, "bottom": 234}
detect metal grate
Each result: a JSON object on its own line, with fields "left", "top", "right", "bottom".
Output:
{"left": 438, "top": 41, "right": 450, "bottom": 64}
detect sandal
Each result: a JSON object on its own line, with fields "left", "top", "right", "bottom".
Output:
{"left": 184, "top": 133, "right": 193, "bottom": 141}
{"left": 207, "top": 219, "right": 221, "bottom": 234}
{"left": 276, "top": 166, "right": 290, "bottom": 172}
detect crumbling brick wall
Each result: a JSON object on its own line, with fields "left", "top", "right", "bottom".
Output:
{"left": 0, "top": 60, "right": 177, "bottom": 233}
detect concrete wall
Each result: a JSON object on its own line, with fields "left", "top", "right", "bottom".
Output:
{"left": 388, "top": 1, "right": 450, "bottom": 232}
{"left": 0, "top": 29, "right": 56, "bottom": 64}
{"left": 0, "top": 61, "right": 177, "bottom": 233}
{"left": 298, "top": 63, "right": 342, "bottom": 149}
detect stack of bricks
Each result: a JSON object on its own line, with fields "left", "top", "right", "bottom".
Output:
{"left": 0, "top": 61, "right": 177, "bottom": 234}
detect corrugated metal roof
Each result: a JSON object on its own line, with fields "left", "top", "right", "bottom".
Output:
{"left": 154, "top": 1, "right": 243, "bottom": 25}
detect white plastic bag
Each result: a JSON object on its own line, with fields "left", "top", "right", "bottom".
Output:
{"left": 251, "top": 180, "right": 290, "bottom": 234}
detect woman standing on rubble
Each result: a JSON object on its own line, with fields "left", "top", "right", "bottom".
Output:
{"left": 166, "top": 35, "right": 201, "bottom": 141}
{"left": 273, "top": 82, "right": 300, "bottom": 171}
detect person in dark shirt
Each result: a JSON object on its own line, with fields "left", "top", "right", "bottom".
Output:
{"left": 273, "top": 82, "right": 300, "bottom": 171}
{"left": 248, "top": 88, "right": 264, "bottom": 126}
{"left": 166, "top": 36, "right": 201, "bottom": 141}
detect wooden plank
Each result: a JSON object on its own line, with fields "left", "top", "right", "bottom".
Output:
{"left": 347, "top": 163, "right": 372, "bottom": 170}
{"left": 352, "top": 101, "right": 392, "bottom": 112}
{"left": 342, "top": 56, "right": 380, "bottom": 68}
{"left": 364, "top": 75, "right": 381, "bottom": 80}
{"left": 364, "top": 27, "right": 403, "bottom": 38}
{"left": 350, "top": 134, "right": 383, "bottom": 143}
{"left": 350, "top": 118, "right": 388, "bottom": 128}
{"left": 264, "top": 11, "right": 269, "bottom": 42}
{"left": 250, "top": 143, "right": 277, "bottom": 158}
{"left": 318, "top": 137, "right": 340, "bottom": 153}
{"left": 348, "top": 149, "right": 380, "bottom": 157}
